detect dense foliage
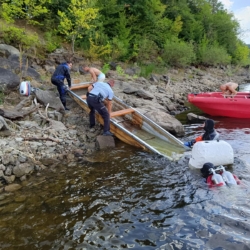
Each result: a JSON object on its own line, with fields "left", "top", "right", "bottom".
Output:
{"left": 0, "top": 0, "right": 249, "bottom": 67}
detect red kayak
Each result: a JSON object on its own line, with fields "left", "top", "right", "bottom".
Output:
{"left": 188, "top": 92, "right": 250, "bottom": 118}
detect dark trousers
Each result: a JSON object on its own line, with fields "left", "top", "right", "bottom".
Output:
{"left": 51, "top": 78, "right": 67, "bottom": 108}
{"left": 87, "top": 96, "right": 110, "bottom": 132}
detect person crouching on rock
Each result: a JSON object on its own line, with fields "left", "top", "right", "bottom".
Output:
{"left": 184, "top": 119, "right": 219, "bottom": 148}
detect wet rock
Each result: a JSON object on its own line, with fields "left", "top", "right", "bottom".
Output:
{"left": 3, "top": 175, "right": 16, "bottom": 184}
{"left": 187, "top": 113, "right": 208, "bottom": 122}
{"left": 4, "top": 183, "right": 22, "bottom": 192}
{"left": 96, "top": 135, "right": 115, "bottom": 149}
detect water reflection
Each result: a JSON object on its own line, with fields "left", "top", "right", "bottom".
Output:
{"left": 1, "top": 86, "right": 250, "bottom": 249}
{"left": 0, "top": 147, "right": 249, "bottom": 249}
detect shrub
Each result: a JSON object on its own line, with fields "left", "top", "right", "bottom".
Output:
{"left": 162, "top": 40, "right": 196, "bottom": 67}
{"left": 133, "top": 37, "right": 160, "bottom": 64}
{"left": 84, "top": 38, "right": 111, "bottom": 61}
{"left": 198, "top": 44, "right": 231, "bottom": 66}
{"left": 102, "top": 63, "right": 110, "bottom": 74}
{"left": 44, "top": 31, "right": 60, "bottom": 53}
{"left": 1, "top": 24, "right": 40, "bottom": 51}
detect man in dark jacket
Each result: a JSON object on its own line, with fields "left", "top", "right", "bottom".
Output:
{"left": 184, "top": 119, "right": 219, "bottom": 148}
{"left": 51, "top": 61, "right": 72, "bottom": 110}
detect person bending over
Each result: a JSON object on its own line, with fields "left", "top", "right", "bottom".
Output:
{"left": 86, "top": 79, "right": 115, "bottom": 136}
{"left": 220, "top": 82, "right": 238, "bottom": 96}
{"left": 83, "top": 65, "right": 105, "bottom": 84}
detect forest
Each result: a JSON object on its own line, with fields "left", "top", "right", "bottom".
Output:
{"left": 0, "top": 0, "right": 249, "bottom": 68}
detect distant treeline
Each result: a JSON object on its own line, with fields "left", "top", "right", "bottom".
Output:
{"left": 0, "top": 0, "right": 249, "bottom": 67}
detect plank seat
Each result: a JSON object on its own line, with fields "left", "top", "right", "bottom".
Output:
{"left": 70, "top": 84, "right": 90, "bottom": 90}
{"left": 110, "top": 108, "right": 134, "bottom": 118}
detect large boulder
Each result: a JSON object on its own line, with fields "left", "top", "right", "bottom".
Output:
{"left": 136, "top": 108, "right": 185, "bottom": 136}
{"left": 0, "top": 56, "right": 41, "bottom": 82}
{"left": 0, "top": 67, "right": 20, "bottom": 91}
{"left": 0, "top": 44, "right": 20, "bottom": 57}
{"left": 34, "top": 89, "right": 65, "bottom": 112}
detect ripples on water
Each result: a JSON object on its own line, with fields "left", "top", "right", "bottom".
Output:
{"left": 1, "top": 86, "right": 250, "bottom": 249}
{"left": 0, "top": 143, "right": 250, "bottom": 249}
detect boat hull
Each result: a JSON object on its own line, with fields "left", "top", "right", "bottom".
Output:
{"left": 68, "top": 83, "right": 186, "bottom": 159}
{"left": 188, "top": 92, "right": 250, "bottom": 118}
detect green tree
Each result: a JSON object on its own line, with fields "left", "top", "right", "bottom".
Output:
{"left": 232, "top": 41, "right": 250, "bottom": 66}
{"left": 0, "top": 0, "right": 50, "bottom": 25}
{"left": 58, "top": 0, "right": 98, "bottom": 53}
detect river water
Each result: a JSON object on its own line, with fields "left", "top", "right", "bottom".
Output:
{"left": 1, "top": 86, "right": 250, "bottom": 249}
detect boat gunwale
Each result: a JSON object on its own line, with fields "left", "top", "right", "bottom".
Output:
{"left": 68, "top": 89, "right": 186, "bottom": 159}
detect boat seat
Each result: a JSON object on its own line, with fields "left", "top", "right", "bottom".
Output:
{"left": 110, "top": 108, "right": 134, "bottom": 118}
{"left": 70, "top": 84, "right": 90, "bottom": 90}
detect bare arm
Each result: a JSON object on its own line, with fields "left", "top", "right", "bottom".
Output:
{"left": 88, "top": 85, "right": 94, "bottom": 92}
{"left": 105, "top": 100, "right": 112, "bottom": 114}
{"left": 89, "top": 68, "right": 97, "bottom": 82}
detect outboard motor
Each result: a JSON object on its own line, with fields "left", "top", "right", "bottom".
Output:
{"left": 20, "top": 81, "right": 32, "bottom": 96}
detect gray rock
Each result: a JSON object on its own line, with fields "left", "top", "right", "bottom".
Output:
{"left": 96, "top": 135, "right": 115, "bottom": 149}
{"left": 123, "top": 87, "right": 138, "bottom": 94}
{"left": 136, "top": 90, "right": 154, "bottom": 100}
{"left": 0, "top": 67, "right": 20, "bottom": 91}
{"left": 13, "top": 163, "right": 34, "bottom": 177}
{"left": 0, "top": 44, "right": 20, "bottom": 57}
{"left": 187, "top": 113, "right": 208, "bottom": 122}
{"left": 136, "top": 108, "right": 184, "bottom": 136}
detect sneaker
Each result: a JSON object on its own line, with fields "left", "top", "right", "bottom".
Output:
{"left": 65, "top": 107, "right": 70, "bottom": 111}
{"left": 102, "top": 131, "right": 114, "bottom": 136}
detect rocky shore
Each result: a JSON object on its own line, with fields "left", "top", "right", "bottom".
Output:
{"left": 0, "top": 44, "right": 250, "bottom": 191}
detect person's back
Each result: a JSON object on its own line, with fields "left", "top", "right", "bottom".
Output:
{"left": 87, "top": 80, "right": 115, "bottom": 136}
{"left": 83, "top": 66, "right": 105, "bottom": 83}
{"left": 52, "top": 62, "right": 71, "bottom": 82}
{"left": 220, "top": 82, "right": 238, "bottom": 96}
{"left": 89, "top": 81, "right": 114, "bottom": 101}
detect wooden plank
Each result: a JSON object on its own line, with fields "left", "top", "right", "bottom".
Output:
{"left": 110, "top": 108, "right": 134, "bottom": 118}
{"left": 70, "top": 84, "right": 90, "bottom": 90}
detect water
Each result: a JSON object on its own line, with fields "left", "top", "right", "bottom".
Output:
{"left": 1, "top": 87, "right": 250, "bottom": 249}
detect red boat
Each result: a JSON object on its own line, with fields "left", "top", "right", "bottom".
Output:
{"left": 188, "top": 92, "right": 250, "bottom": 118}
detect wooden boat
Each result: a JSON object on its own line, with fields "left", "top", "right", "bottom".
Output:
{"left": 188, "top": 92, "right": 250, "bottom": 118}
{"left": 68, "top": 83, "right": 186, "bottom": 160}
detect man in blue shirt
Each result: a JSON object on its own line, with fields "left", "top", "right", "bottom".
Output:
{"left": 51, "top": 61, "right": 72, "bottom": 111}
{"left": 87, "top": 79, "right": 115, "bottom": 136}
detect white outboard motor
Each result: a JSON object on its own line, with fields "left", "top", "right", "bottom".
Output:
{"left": 20, "top": 81, "right": 31, "bottom": 96}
